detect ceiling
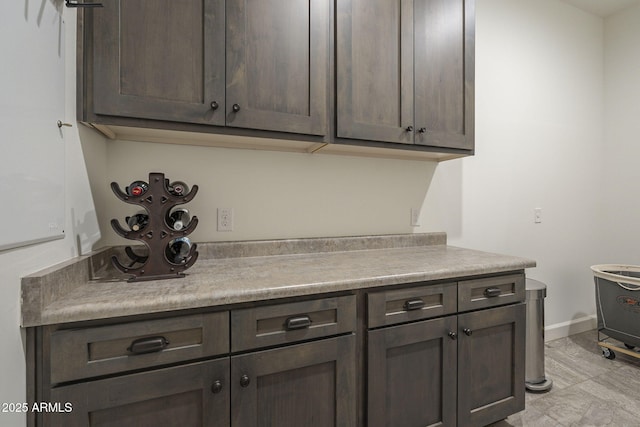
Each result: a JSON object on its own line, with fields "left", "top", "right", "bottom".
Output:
{"left": 560, "top": 0, "right": 640, "bottom": 17}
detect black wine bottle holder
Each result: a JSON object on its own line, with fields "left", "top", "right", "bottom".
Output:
{"left": 110, "top": 172, "right": 199, "bottom": 282}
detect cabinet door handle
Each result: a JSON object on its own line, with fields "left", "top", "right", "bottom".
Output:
{"left": 404, "top": 298, "right": 425, "bottom": 311}
{"left": 232, "top": 103, "right": 241, "bottom": 113}
{"left": 405, "top": 126, "right": 414, "bottom": 132}
{"left": 417, "top": 127, "right": 427, "bottom": 134}
{"left": 285, "top": 315, "right": 312, "bottom": 330}
{"left": 463, "top": 328, "right": 473, "bottom": 336}
{"left": 210, "top": 101, "right": 219, "bottom": 110}
{"left": 65, "top": 0, "right": 103, "bottom": 7}
{"left": 211, "top": 380, "right": 223, "bottom": 394}
{"left": 484, "top": 287, "right": 501, "bottom": 298}
{"left": 127, "top": 336, "right": 170, "bottom": 355}
{"left": 448, "top": 331, "right": 457, "bottom": 340}
{"left": 240, "top": 375, "right": 251, "bottom": 388}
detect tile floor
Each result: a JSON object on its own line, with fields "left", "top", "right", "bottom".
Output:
{"left": 490, "top": 330, "right": 640, "bottom": 427}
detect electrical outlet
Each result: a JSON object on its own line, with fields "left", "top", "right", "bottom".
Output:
{"left": 217, "top": 208, "right": 234, "bottom": 231}
{"left": 534, "top": 208, "right": 542, "bottom": 224}
{"left": 411, "top": 208, "right": 421, "bottom": 227}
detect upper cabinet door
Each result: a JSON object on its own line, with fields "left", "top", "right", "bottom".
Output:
{"left": 414, "top": 0, "right": 474, "bottom": 150}
{"left": 337, "top": 0, "right": 474, "bottom": 151}
{"left": 336, "top": 0, "right": 414, "bottom": 144}
{"left": 91, "top": 0, "right": 225, "bottom": 125}
{"left": 226, "top": 0, "right": 329, "bottom": 135}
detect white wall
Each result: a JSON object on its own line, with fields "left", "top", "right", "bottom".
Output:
{"left": 0, "top": 4, "right": 106, "bottom": 427}
{"left": 423, "top": 0, "right": 606, "bottom": 334}
{"left": 602, "top": 3, "right": 640, "bottom": 263}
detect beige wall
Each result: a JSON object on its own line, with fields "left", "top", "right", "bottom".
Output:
{"left": 99, "top": 140, "right": 437, "bottom": 247}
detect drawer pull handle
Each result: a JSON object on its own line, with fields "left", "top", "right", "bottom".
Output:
{"left": 285, "top": 315, "right": 312, "bottom": 330}
{"left": 127, "top": 336, "right": 170, "bottom": 355}
{"left": 404, "top": 298, "right": 425, "bottom": 311}
{"left": 484, "top": 287, "right": 501, "bottom": 298}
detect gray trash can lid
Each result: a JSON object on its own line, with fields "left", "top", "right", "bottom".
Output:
{"left": 526, "top": 278, "right": 547, "bottom": 299}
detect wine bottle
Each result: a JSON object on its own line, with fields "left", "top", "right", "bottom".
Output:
{"left": 169, "top": 181, "right": 189, "bottom": 196}
{"left": 126, "top": 212, "right": 149, "bottom": 231}
{"left": 167, "top": 208, "right": 190, "bottom": 231}
{"left": 126, "top": 180, "right": 148, "bottom": 197}
{"left": 166, "top": 237, "right": 192, "bottom": 264}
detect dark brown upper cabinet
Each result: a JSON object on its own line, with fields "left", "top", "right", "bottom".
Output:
{"left": 90, "top": 0, "right": 226, "bottom": 126}
{"left": 82, "top": 0, "right": 329, "bottom": 136}
{"left": 225, "top": 0, "right": 329, "bottom": 135}
{"left": 336, "top": 0, "right": 475, "bottom": 151}
{"left": 80, "top": 0, "right": 473, "bottom": 159}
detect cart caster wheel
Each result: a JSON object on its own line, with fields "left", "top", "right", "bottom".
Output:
{"left": 624, "top": 343, "right": 635, "bottom": 350}
{"left": 602, "top": 348, "right": 616, "bottom": 360}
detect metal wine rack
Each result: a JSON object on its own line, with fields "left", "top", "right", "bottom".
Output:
{"left": 110, "top": 172, "right": 199, "bottom": 282}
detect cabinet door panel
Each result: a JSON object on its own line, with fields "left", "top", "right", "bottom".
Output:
{"left": 414, "top": 0, "right": 474, "bottom": 150}
{"left": 231, "top": 335, "right": 356, "bottom": 427}
{"left": 226, "top": 0, "right": 328, "bottom": 135}
{"left": 457, "top": 303, "right": 525, "bottom": 427}
{"left": 368, "top": 316, "right": 457, "bottom": 427}
{"left": 48, "top": 358, "right": 230, "bottom": 427}
{"left": 92, "top": 0, "right": 225, "bottom": 125}
{"left": 336, "top": 0, "right": 414, "bottom": 144}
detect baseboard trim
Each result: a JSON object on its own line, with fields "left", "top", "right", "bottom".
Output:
{"left": 544, "top": 315, "right": 597, "bottom": 342}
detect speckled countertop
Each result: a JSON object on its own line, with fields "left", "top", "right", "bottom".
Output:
{"left": 21, "top": 233, "right": 535, "bottom": 327}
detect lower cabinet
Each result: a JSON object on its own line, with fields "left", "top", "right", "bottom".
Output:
{"left": 45, "top": 336, "right": 355, "bottom": 427}
{"left": 32, "top": 274, "right": 526, "bottom": 427}
{"left": 48, "top": 358, "right": 230, "bottom": 427}
{"left": 38, "top": 297, "right": 357, "bottom": 427}
{"left": 368, "top": 316, "right": 457, "bottom": 427}
{"left": 367, "top": 302, "right": 525, "bottom": 427}
{"left": 457, "top": 304, "right": 525, "bottom": 427}
{"left": 231, "top": 335, "right": 356, "bottom": 427}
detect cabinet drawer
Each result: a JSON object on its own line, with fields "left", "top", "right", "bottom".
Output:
{"left": 367, "top": 282, "right": 457, "bottom": 328}
{"left": 231, "top": 295, "right": 356, "bottom": 352}
{"left": 50, "top": 311, "right": 229, "bottom": 384}
{"left": 458, "top": 274, "right": 525, "bottom": 312}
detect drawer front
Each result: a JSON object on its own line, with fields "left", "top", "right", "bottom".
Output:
{"left": 458, "top": 274, "right": 525, "bottom": 312}
{"left": 367, "top": 282, "right": 457, "bottom": 328}
{"left": 231, "top": 295, "right": 356, "bottom": 352}
{"left": 50, "top": 311, "right": 229, "bottom": 384}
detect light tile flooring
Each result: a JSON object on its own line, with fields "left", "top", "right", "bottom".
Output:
{"left": 490, "top": 330, "right": 640, "bottom": 427}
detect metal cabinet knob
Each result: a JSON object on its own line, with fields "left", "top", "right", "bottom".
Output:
{"left": 405, "top": 126, "right": 414, "bottom": 132}
{"left": 418, "top": 127, "right": 427, "bottom": 134}
{"left": 463, "top": 328, "right": 473, "bottom": 336}
{"left": 240, "top": 374, "right": 250, "bottom": 388}
{"left": 210, "top": 101, "right": 219, "bottom": 110}
{"left": 232, "top": 104, "right": 241, "bottom": 113}
{"left": 211, "top": 380, "right": 223, "bottom": 394}
{"left": 448, "top": 331, "right": 457, "bottom": 340}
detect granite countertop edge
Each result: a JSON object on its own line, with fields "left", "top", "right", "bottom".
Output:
{"left": 21, "top": 234, "right": 536, "bottom": 327}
